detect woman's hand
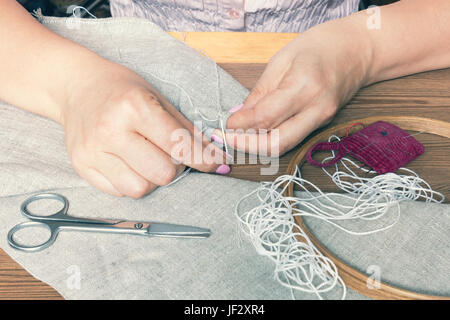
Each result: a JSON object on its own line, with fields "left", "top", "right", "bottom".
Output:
{"left": 60, "top": 61, "right": 228, "bottom": 198}
{"left": 0, "top": 0, "right": 228, "bottom": 198}
{"left": 226, "top": 0, "right": 450, "bottom": 157}
{"left": 225, "top": 15, "right": 373, "bottom": 156}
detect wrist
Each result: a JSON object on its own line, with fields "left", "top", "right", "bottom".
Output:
{"left": 323, "top": 11, "right": 376, "bottom": 88}
{"left": 303, "top": 12, "right": 375, "bottom": 101}
{"left": 55, "top": 49, "right": 120, "bottom": 127}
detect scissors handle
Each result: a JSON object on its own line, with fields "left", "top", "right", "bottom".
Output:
{"left": 7, "top": 221, "right": 58, "bottom": 252}
{"left": 7, "top": 193, "right": 68, "bottom": 252}
{"left": 20, "top": 193, "right": 69, "bottom": 221}
{"left": 9, "top": 193, "right": 95, "bottom": 252}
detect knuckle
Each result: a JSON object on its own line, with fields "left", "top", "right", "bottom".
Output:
{"left": 307, "top": 77, "right": 325, "bottom": 95}
{"left": 156, "top": 164, "right": 177, "bottom": 186}
{"left": 118, "top": 87, "right": 159, "bottom": 121}
{"left": 69, "top": 150, "right": 85, "bottom": 173}
{"left": 118, "top": 99, "right": 143, "bottom": 121}
{"left": 250, "top": 85, "right": 266, "bottom": 100}
{"left": 147, "top": 101, "right": 166, "bottom": 119}
{"left": 320, "top": 104, "right": 338, "bottom": 124}
{"left": 95, "top": 116, "right": 117, "bottom": 139}
{"left": 301, "top": 72, "right": 326, "bottom": 98}
{"left": 202, "top": 160, "right": 219, "bottom": 173}
{"left": 120, "top": 86, "right": 148, "bottom": 105}
{"left": 254, "top": 112, "right": 272, "bottom": 129}
{"left": 128, "top": 179, "right": 151, "bottom": 199}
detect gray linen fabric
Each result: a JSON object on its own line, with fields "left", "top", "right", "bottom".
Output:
{"left": 300, "top": 196, "right": 450, "bottom": 297}
{"left": 39, "top": 14, "right": 243, "bottom": 137}
{"left": 0, "top": 15, "right": 447, "bottom": 299}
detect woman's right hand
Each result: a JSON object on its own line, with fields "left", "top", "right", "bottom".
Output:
{"left": 59, "top": 60, "right": 229, "bottom": 198}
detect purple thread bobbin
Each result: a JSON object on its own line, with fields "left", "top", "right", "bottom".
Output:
{"left": 306, "top": 121, "right": 425, "bottom": 174}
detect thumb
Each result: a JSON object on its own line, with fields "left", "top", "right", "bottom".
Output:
{"left": 226, "top": 76, "right": 274, "bottom": 130}
{"left": 241, "top": 82, "right": 268, "bottom": 111}
{"left": 226, "top": 87, "right": 296, "bottom": 130}
{"left": 227, "top": 54, "right": 292, "bottom": 129}
{"left": 240, "top": 61, "right": 287, "bottom": 111}
{"left": 241, "top": 51, "right": 293, "bottom": 110}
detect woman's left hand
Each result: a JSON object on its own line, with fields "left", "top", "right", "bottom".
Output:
{"left": 224, "top": 18, "right": 373, "bottom": 156}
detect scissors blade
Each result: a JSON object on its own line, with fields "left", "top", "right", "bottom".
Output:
{"left": 146, "top": 223, "right": 211, "bottom": 238}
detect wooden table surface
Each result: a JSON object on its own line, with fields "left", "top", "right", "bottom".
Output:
{"left": 1, "top": 32, "right": 449, "bottom": 300}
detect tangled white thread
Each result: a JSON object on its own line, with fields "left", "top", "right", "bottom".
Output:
{"left": 322, "top": 135, "right": 444, "bottom": 205}
{"left": 235, "top": 135, "right": 444, "bottom": 299}
{"left": 235, "top": 178, "right": 347, "bottom": 299}
{"left": 191, "top": 50, "right": 231, "bottom": 156}
{"left": 69, "top": 6, "right": 97, "bottom": 19}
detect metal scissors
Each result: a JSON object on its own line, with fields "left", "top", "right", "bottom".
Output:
{"left": 8, "top": 193, "right": 211, "bottom": 252}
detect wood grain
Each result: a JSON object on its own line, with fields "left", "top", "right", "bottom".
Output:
{"left": 169, "top": 32, "right": 298, "bottom": 63}
{"left": 224, "top": 64, "right": 450, "bottom": 203}
{"left": 0, "top": 249, "right": 62, "bottom": 299}
{"left": 286, "top": 117, "right": 450, "bottom": 300}
{"left": 1, "top": 33, "right": 449, "bottom": 300}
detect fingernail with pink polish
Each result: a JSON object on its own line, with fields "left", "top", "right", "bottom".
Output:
{"left": 229, "top": 103, "right": 243, "bottom": 113}
{"left": 216, "top": 164, "right": 230, "bottom": 175}
{"left": 211, "top": 134, "right": 224, "bottom": 145}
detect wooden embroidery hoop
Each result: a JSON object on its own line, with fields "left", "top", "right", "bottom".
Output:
{"left": 286, "top": 116, "right": 450, "bottom": 300}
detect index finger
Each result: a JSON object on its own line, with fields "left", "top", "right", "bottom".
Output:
{"left": 134, "top": 90, "right": 228, "bottom": 173}
{"left": 220, "top": 105, "right": 323, "bottom": 155}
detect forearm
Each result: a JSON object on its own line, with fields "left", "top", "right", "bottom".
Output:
{"left": 354, "top": 0, "right": 450, "bottom": 85}
{"left": 304, "top": 0, "right": 450, "bottom": 88}
{"left": 0, "top": 0, "right": 108, "bottom": 123}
